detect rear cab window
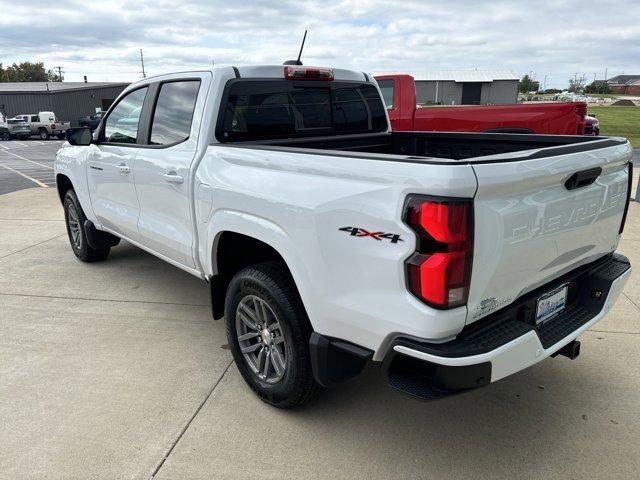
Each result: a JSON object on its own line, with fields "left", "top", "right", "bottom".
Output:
{"left": 216, "top": 80, "right": 387, "bottom": 142}
{"left": 377, "top": 80, "right": 395, "bottom": 109}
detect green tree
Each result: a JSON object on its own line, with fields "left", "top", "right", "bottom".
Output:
{"left": 518, "top": 74, "right": 540, "bottom": 93}
{"left": 584, "top": 80, "right": 611, "bottom": 94}
{"left": 0, "top": 62, "right": 62, "bottom": 82}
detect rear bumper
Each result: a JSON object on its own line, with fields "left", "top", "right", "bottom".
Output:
{"left": 382, "top": 253, "right": 631, "bottom": 399}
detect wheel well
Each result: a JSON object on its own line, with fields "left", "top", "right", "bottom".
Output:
{"left": 211, "top": 232, "right": 292, "bottom": 320}
{"left": 56, "top": 174, "right": 73, "bottom": 203}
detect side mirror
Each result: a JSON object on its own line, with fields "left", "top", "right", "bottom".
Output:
{"left": 66, "top": 127, "right": 93, "bottom": 146}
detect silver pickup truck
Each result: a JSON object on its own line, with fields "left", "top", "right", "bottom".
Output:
{"left": 14, "top": 111, "right": 70, "bottom": 139}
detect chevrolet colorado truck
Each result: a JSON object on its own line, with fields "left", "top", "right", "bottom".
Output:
{"left": 55, "top": 65, "right": 633, "bottom": 408}
{"left": 376, "top": 74, "right": 591, "bottom": 135}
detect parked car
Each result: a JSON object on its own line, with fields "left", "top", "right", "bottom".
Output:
{"left": 78, "top": 111, "right": 105, "bottom": 131}
{"left": 0, "top": 114, "right": 9, "bottom": 141}
{"left": 375, "top": 74, "right": 590, "bottom": 135}
{"left": 6, "top": 118, "right": 32, "bottom": 140}
{"left": 55, "top": 65, "right": 632, "bottom": 408}
{"left": 15, "top": 111, "right": 70, "bottom": 140}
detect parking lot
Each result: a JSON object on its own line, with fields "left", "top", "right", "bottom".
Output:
{"left": 0, "top": 140, "right": 62, "bottom": 194}
{"left": 1, "top": 141, "right": 640, "bottom": 479}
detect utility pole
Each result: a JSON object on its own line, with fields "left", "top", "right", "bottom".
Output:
{"left": 54, "top": 66, "right": 63, "bottom": 81}
{"left": 543, "top": 75, "right": 547, "bottom": 92}
{"left": 140, "top": 49, "right": 146, "bottom": 78}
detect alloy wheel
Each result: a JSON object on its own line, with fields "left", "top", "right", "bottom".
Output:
{"left": 235, "top": 295, "right": 288, "bottom": 384}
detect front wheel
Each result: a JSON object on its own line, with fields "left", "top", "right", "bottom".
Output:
{"left": 224, "top": 262, "right": 322, "bottom": 408}
{"left": 0, "top": 131, "right": 10, "bottom": 141}
{"left": 63, "top": 190, "right": 110, "bottom": 262}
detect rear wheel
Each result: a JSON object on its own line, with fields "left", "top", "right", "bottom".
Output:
{"left": 224, "top": 262, "right": 322, "bottom": 408}
{"left": 63, "top": 190, "right": 110, "bottom": 262}
{"left": 39, "top": 129, "right": 50, "bottom": 140}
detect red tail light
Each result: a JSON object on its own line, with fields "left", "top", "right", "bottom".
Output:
{"left": 284, "top": 66, "right": 334, "bottom": 81}
{"left": 574, "top": 102, "right": 587, "bottom": 117}
{"left": 404, "top": 196, "right": 473, "bottom": 309}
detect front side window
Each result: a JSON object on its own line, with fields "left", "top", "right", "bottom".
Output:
{"left": 103, "top": 87, "right": 148, "bottom": 144}
{"left": 150, "top": 81, "right": 200, "bottom": 145}
{"left": 218, "top": 80, "right": 387, "bottom": 142}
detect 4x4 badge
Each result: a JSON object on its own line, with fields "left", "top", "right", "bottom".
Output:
{"left": 339, "top": 227, "right": 403, "bottom": 243}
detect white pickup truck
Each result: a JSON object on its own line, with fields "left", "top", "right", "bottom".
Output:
{"left": 55, "top": 65, "right": 633, "bottom": 408}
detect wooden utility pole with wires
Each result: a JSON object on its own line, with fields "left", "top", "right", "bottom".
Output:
{"left": 140, "top": 49, "right": 146, "bottom": 78}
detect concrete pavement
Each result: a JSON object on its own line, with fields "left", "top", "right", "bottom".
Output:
{"left": 0, "top": 183, "right": 639, "bottom": 479}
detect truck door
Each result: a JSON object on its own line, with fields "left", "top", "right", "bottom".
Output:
{"left": 86, "top": 86, "right": 148, "bottom": 241}
{"left": 133, "top": 78, "right": 204, "bottom": 268}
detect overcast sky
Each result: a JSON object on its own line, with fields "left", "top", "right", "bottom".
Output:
{"left": 0, "top": 0, "right": 638, "bottom": 88}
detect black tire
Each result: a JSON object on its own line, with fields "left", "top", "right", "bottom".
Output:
{"left": 0, "top": 130, "right": 10, "bottom": 141}
{"left": 224, "top": 262, "right": 322, "bottom": 408}
{"left": 63, "top": 190, "right": 110, "bottom": 262}
{"left": 39, "top": 129, "right": 50, "bottom": 140}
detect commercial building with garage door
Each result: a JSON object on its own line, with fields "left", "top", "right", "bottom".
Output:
{"left": 375, "top": 69, "right": 519, "bottom": 105}
{"left": 0, "top": 81, "right": 129, "bottom": 126}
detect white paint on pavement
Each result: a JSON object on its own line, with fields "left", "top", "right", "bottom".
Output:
{"left": 1, "top": 150, "right": 54, "bottom": 170}
{"left": 0, "top": 162, "right": 49, "bottom": 187}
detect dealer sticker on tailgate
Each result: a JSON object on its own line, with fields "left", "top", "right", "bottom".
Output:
{"left": 535, "top": 284, "right": 568, "bottom": 325}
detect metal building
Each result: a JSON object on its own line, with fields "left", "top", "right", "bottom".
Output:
{"left": 0, "top": 82, "right": 129, "bottom": 126}
{"left": 378, "top": 70, "right": 519, "bottom": 105}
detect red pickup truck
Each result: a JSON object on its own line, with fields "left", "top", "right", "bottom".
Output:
{"left": 375, "top": 74, "right": 592, "bottom": 135}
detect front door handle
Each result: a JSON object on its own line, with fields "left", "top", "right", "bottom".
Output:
{"left": 163, "top": 171, "right": 184, "bottom": 184}
{"left": 118, "top": 163, "right": 130, "bottom": 174}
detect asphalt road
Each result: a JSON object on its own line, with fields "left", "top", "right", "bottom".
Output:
{"left": 0, "top": 139, "right": 62, "bottom": 195}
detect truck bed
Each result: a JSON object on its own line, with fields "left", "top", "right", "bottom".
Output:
{"left": 232, "top": 131, "right": 625, "bottom": 163}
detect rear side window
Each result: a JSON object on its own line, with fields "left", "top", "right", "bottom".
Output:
{"left": 150, "top": 80, "right": 200, "bottom": 145}
{"left": 104, "top": 87, "right": 148, "bottom": 144}
{"left": 31, "top": 115, "right": 39, "bottom": 122}
{"left": 377, "top": 80, "right": 394, "bottom": 109}
{"left": 217, "top": 80, "right": 387, "bottom": 142}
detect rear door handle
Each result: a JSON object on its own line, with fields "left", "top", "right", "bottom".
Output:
{"left": 163, "top": 171, "right": 184, "bottom": 184}
{"left": 118, "top": 163, "right": 130, "bottom": 174}
{"left": 565, "top": 167, "right": 602, "bottom": 190}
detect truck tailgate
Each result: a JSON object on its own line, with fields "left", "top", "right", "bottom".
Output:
{"left": 467, "top": 140, "right": 632, "bottom": 324}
